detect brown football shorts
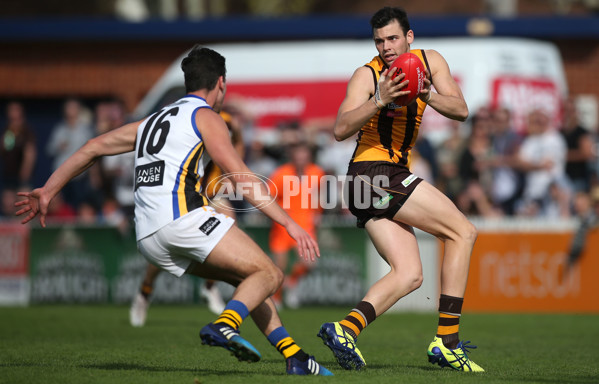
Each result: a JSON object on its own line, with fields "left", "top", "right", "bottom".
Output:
{"left": 345, "top": 161, "right": 422, "bottom": 228}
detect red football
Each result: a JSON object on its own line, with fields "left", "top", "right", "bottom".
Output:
{"left": 389, "top": 52, "right": 426, "bottom": 106}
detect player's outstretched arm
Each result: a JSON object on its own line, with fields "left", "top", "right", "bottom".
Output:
{"left": 420, "top": 49, "right": 468, "bottom": 121}
{"left": 15, "top": 121, "right": 140, "bottom": 227}
{"left": 198, "top": 109, "right": 320, "bottom": 262}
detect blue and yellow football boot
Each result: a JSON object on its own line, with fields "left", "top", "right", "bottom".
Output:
{"left": 317, "top": 322, "right": 366, "bottom": 370}
{"left": 200, "top": 323, "right": 261, "bottom": 363}
{"left": 286, "top": 355, "right": 334, "bottom": 376}
{"left": 427, "top": 336, "right": 484, "bottom": 372}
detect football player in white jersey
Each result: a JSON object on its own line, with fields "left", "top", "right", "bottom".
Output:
{"left": 15, "top": 46, "right": 332, "bottom": 376}
{"left": 129, "top": 110, "right": 243, "bottom": 327}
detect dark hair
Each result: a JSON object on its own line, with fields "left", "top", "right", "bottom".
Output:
{"left": 370, "top": 7, "right": 411, "bottom": 35}
{"left": 181, "top": 45, "right": 226, "bottom": 93}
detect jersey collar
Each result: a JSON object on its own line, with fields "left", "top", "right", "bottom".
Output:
{"left": 184, "top": 94, "right": 209, "bottom": 104}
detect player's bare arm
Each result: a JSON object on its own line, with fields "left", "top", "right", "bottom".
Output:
{"left": 197, "top": 109, "right": 320, "bottom": 261}
{"left": 333, "top": 66, "right": 408, "bottom": 141}
{"left": 15, "top": 121, "right": 140, "bottom": 227}
{"left": 420, "top": 49, "right": 468, "bottom": 121}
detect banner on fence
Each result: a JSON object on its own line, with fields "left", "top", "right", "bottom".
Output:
{"left": 0, "top": 222, "right": 30, "bottom": 305}
{"left": 28, "top": 224, "right": 369, "bottom": 306}
{"left": 464, "top": 230, "right": 599, "bottom": 313}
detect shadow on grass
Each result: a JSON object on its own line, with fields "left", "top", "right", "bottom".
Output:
{"left": 0, "top": 362, "right": 54, "bottom": 368}
{"left": 80, "top": 360, "right": 287, "bottom": 376}
{"left": 403, "top": 365, "right": 598, "bottom": 383}
{"left": 123, "top": 319, "right": 203, "bottom": 328}
{"left": 399, "top": 364, "right": 441, "bottom": 372}
{"left": 80, "top": 362, "right": 197, "bottom": 373}
{"left": 494, "top": 376, "right": 599, "bottom": 384}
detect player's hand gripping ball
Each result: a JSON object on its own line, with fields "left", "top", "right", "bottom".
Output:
{"left": 389, "top": 52, "right": 426, "bottom": 106}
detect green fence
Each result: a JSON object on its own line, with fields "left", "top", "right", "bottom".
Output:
{"left": 28, "top": 223, "right": 368, "bottom": 306}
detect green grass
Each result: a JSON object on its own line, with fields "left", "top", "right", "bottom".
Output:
{"left": 0, "top": 306, "right": 597, "bottom": 384}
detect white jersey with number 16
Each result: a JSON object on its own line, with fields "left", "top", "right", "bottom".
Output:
{"left": 133, "top": 95, "right": 212, "bottom": 240}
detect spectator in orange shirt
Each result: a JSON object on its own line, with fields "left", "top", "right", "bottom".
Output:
{"left": 269, "top": 142, "right": 325, "bottom": 308}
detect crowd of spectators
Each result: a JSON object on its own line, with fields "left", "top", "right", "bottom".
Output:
{"left": 415, "top": 99, "right": 598, "bottom": 221}
{"left": 430, "top": 101, "right": 597, "bottom": 219}
{"left": 1, "top": 96, "right": 598, "bottom": 226}
{"left": 0, "top": 98, "right": 131, "bottom": 231}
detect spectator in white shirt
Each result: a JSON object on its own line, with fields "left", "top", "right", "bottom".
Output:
{"left": 514, "top": 109, "right": 569, "bottom": 216}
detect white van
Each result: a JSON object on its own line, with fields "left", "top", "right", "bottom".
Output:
{"left": 134, "top": 38, "right": 568, "bottom": 145}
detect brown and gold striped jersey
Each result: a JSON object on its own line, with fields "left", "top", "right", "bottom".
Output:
{"left": 351, "top": 49, "right": 430, "bottom": 167}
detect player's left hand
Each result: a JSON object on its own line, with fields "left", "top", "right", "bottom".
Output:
{"left": 15, "top": 188, "right": 51, "bottom": 227}
{"left": 418, "top": 69, "right": 432, "bottom": 102}
{"left": 285, "top": 221, "right": 320, "bottom": 262}
{"left": 377, "top": 68, "right": 410, "bottom": 105}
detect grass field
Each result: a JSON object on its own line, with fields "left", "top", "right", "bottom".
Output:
{"left": 0, "top": 305, "right": 597, "bottom": 384}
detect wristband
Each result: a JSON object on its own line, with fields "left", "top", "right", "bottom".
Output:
{"left": 424, "top": 91, "right": 432, "bottom": 104}
{"left": 372, "top": 97, "right": 383, "bottom": 110}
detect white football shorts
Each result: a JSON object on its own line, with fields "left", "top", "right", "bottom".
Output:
{"left": 137, "top": 206, "right": 235, "bottom": 277}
